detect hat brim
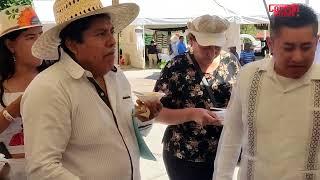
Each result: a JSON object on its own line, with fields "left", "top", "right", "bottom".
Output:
{"left": 187, "top": 30, "right": 226, "bottom": 47}
{"left": 0, "top": 24, "right": 42, "bottom": 38}
{"left": 32, "top": 3, "right": 139, "bottom": 60}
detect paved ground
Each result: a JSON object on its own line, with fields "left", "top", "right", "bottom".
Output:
{"left": 123, "top": 68, "right": 168, "bottom": 180}
{"left": 123, "top": 67, "right": 239, "bottom": 180}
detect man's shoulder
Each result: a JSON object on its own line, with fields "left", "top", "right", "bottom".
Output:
{"left": 27, "top": 62, "right": 70, "bottom": 91}
{"left": 238, "top": 59, "right": 268, "bottom": 80}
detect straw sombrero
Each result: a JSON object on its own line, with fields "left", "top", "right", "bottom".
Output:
{"left": 0, "top": 5, "right": 41, "bottom": 38}
{"left": 32, "top": 0, "right": 139, "bottom": 60}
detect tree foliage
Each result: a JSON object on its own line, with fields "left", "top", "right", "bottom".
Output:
{"left": 240, "top": 24, "right": 257, "bottom": 36}
{"left": 0, "top": 0, "right": 33, "bottom": 11}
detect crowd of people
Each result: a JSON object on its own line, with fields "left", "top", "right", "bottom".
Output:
{"left": 0, "top": 1, "right": 319, "bottom": 180}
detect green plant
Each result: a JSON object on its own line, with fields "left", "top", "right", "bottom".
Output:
{"left": 0, "top": 0, "right": 32, "bottom": 11}
{"left": 240, "top": 24, "right": 257, "bottom": 36}
{"left": 158, "top": 59, "right": 167, "bottom": 69}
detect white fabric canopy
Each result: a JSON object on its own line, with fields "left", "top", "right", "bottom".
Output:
{"left": 216, "top": 0, "right": 320, "bottom": 17}
{"left": 33, "top": 0, "right": 266, "bottom": 25}
{"left": 120, "top": 0, "right": 263, "bottom": 25}
{"left": 33, "top": 0, "right": 320, "bottom": 25}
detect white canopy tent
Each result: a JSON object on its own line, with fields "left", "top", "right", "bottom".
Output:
{"left": 32, "top": 0, "right": 320, "bottom": 68}
{"left": 33, "top": 0, "right": 320, "bottom": 25}
{"left": 119, "top": 0, "right": 272, "bottom": 26}
{"left": 216, "top": 0, "right": 320, "bottom": 17}
{"left": 32, "top": 0, "right": 246, "bottom": 68}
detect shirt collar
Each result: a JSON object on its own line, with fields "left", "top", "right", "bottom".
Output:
{"left": 60, "top": 50, "right": 86, "bottom": 79}
{"left": 257, "top": 57, "right": 320, "bottom": 82}
{"left": 59, "top": 50, "right": 118, "bottom": 80}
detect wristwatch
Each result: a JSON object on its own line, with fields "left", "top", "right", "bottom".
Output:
{"left": 2, "top": 110, "right": 15, "bottom": 122}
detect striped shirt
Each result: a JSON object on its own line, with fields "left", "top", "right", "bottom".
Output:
{"left": 240, "top": 50, "right": 255, "bottom": 65}
{"left": 21, "top": 50, "right": 152, "bottom": 180}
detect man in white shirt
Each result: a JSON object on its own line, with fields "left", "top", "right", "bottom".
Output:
{"left": 315, "top": 37, "right": 320, "bottom": 64}
{"left": 213, "top": 4, "right": 320, "bottom": 180}
{"left": 20, "top": 1, "right": 161, "bottom": 180}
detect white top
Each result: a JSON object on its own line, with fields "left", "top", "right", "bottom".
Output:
{"left": 0, "top": 92, "right": 24, "bottom": 155}
{"left": 315, "top": 41, "right": 320, "bottom": 64}
{"left": 213, "top": 58, "right": 320, "bottom": 180}
{"left": 21, "top": 51, "right": 152, "bottom": 180}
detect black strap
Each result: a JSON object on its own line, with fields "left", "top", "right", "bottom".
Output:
{"left": 86, "top": 77, "right": 134, "bottom": 180}
{"left": 0, "top": 80, "right": 6, "bottom": 108}
{"left": 87, "top": 77, "right": 113, "bottom": 113}
{"left": 187, "top": 53, "right": 217, "bottom": 105}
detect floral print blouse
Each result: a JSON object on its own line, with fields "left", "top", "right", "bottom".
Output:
{"left": 154, "top": 52, "right": 240, "bottom": 163}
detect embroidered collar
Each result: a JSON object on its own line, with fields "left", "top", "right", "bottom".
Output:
{"left": 257, "top": 58, "right": 320, "bottom": 82}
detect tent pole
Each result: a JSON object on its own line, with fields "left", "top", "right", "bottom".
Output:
{"left": 262, "top": 0, "right": 271, "bottom": 21}
{"left": 142, "top": 25, "right": 146, "bottom": 69}
{"left": 112, "top": 0, "right": 119, "bottom": 5}
{"left": 305, "top": 0, "right": 309, "bottom": 5}
{"left": 113, "top": 0, "right": 119, "bottom": 64}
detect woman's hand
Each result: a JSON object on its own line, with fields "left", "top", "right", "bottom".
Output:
{"left": 189, "top": 108, "right": 222, "bottom": 126}
{"left": 0, "top": 95, "right": 22, "bottom": 133}
{"left": 135, "top": 99, "right": 162, "bottom": 122}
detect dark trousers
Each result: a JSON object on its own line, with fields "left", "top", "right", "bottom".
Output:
{"left": 163, "top": 150, "right": 214, "bottom": 180}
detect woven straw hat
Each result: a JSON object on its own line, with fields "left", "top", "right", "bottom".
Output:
{"left": 32, "top": 0, "right": 139, "bottom": 60}
{"left": 186, "top": 14, "right": 229, "bottom": 47}
{"left": 0, "top": 5, "right": 41, "bottom": 38}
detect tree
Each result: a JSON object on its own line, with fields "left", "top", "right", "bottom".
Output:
{"left": 0, "top": 0, "right": 32, "bottom": 11}
{"left": 240, "top": 24, "right": 257, "bottom": 36}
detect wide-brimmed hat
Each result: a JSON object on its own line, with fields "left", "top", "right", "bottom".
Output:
{"left": 32, "top": 0, "right": 139, "bottom": 60}
{"left": 0, "top": 5, "right": 41, "bottom": 38}
{"left": 186, "top": 14, "right": 229, "bottom": 47}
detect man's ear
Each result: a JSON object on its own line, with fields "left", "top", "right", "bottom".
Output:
{"left": 266, "top": 37, "right": 273, "bottom": 54}
{"left": 4, "top": 39, "right": 15, "bottom": 54}
{"left": 189, "top": 39, "right": 194, "bottom": 47}
{"left": 65, "top": 39, "right": 78, "bottom": 55}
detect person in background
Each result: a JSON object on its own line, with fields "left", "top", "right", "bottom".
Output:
{"left": 213, "top": 4, "right": 320, "bottom": 180}
{"left": 169, "top": 34, "right": 179, "bottom": 58}
{"left": 0, "top": 4, "right": 47, "bottom": 180}
{"left": 21, "top": 1, "right": 161, "bottom": 180}
{"left": 229, "top": 46, "right": 240, "bottom": 60}
{"left": 177, "top": 36, "right": 187, "bottom": 55}
{"left": 240, "top": 42, "right": 255, "bottom": 65}
{"left": 147, "top": 40, "right": 159, "bottom": 68}
{"left": 154, "top": 14, "right": 240, "bottom": 180}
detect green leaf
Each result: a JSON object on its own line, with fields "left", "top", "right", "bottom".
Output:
{"left": 0, "top": 0, "right": 32, "bottom": 11}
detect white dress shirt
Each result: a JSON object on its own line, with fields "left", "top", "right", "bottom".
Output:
{"left": 213, "top": 58, "right": 320, "bottom": 180}
{"left": 21, "top": 51, "right": 151, "bottom": 180}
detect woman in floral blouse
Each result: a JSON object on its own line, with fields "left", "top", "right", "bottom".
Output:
{"left": 154, "top": 15, "right": 240, "bottom": 180}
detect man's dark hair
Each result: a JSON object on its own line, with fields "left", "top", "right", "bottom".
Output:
{"left": 59, "top": 13, "right": 111, "bottom": 59}
{"left": 179, "top": 36, "right": 184, "bottom": 39}
{"left": 270, "top": 4, "right": 318, "bottom": 38}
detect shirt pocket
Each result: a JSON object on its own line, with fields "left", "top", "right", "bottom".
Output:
{"left": 118, "top": 95, "right": 134, "bottom": 123}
